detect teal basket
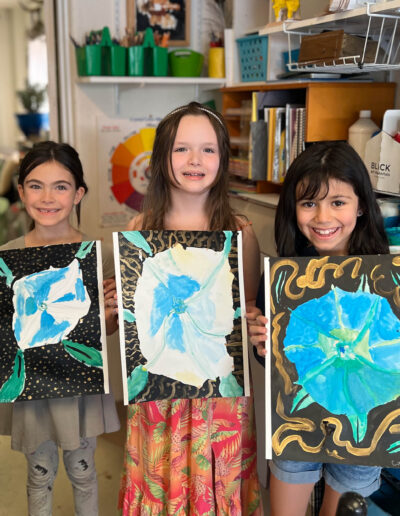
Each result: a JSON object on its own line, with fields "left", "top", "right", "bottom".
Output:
{"left": 236, "top": 34, "right": 268, "bottom": 82}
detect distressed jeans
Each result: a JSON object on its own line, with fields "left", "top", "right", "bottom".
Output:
{"left": 25, "top": 437, "right": 98, "bottom": 516}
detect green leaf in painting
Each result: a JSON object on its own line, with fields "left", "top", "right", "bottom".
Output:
{"left": 0, "top": 349, "right": 25, "bottom": 402}
{"left": 127, "top": 365, "right": 148, "bottom": 400}
{"left": 62, "top": 340, "right": 103, "bottom": 367}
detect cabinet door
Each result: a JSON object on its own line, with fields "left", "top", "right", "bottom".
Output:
{"left": 306, "top": 83, "right": 396, "bottom": 142}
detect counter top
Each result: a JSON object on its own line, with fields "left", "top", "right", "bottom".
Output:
{"left": 229, "top": 192, "right": 280, "bottom": 209}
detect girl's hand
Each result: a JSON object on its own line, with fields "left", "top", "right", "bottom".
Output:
{"left": 247, "top": 311, "right": 268, "bottom": 357}
{"left": 103, "top": 278, "right": 118, "bottom": 335}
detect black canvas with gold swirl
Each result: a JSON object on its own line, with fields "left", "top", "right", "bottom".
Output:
{"left": 268, "top": 254, "right": 400, "bottom": 467}
{"left": 116, "top": 230, "right": 245, "bottom": 403}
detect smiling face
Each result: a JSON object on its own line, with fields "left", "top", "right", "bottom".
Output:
{"left": 18, "top": 161, "right": 85, "bottom": 229}
{"left": 296, "top": 178, "right": 360, "bottom": 256}
{"left": 169, "top": 114, "right": 220, "bottom": 198}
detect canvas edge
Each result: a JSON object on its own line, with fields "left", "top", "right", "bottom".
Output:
{"left": 113, "top": 232, "right": 129, "bottom": 405}
{"left": 264, "top": 257, "right": 272, "bottom": 460}
{"left": 96, "top": 241, "right": 110, "bottom": 394}
{"left": 237, "top": 230, "right": 250, "bottom": 397}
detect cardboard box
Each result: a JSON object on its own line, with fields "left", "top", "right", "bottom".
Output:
{"left": 298, "top": 29, "right": 379, "bottom": 65}
{"left": 365, "top": 132, "right": 400, "bottom": 195}
{"left": 300, "top": 0, "right": 330, "bottom": 19}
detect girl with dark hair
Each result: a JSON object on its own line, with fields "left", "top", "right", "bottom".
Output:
{"left": 0, "top": 141, "right": 120, "bottom": 516}
{"left": 118, "top": 102, "right": 263, "bottom": 514}
{"left": 249, "top": 141, "right": 388, "bottom": 516}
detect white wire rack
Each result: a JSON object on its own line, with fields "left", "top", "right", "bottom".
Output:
{"left": 284, "top": 2, "right": 400, "bottom": 74}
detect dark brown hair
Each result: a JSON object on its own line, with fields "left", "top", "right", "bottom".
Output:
{"left": 18, "top": 140, "right": 88, "bottom": 225}
{"left": 275, "top": 141, "right": 389, "bottom": 256}
{"left": 141, "top": 102, "right": 237, "bottom": 230}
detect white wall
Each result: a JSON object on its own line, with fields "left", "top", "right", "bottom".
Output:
{"left": 0, "top": 6, "right": 29, "bottom": 149}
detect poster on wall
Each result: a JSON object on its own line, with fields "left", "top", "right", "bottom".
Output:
{"left": 0, "top": 241, "right": 109, "bottom": 402}
{"left": 113, "top": 230, "right": 250, "bottom": 405}
{"left": 265, "top": 254, "right": 400, "bottom": 467}
{"left": 97, "top": 117, "right": 160, "bottom": 228}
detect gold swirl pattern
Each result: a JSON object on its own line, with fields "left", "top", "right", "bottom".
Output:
{"left": 270, "top": 254, "right": 400, "bottom": 462}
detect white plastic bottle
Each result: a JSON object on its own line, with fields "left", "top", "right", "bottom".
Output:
{"left": 348, "top": 110, "right": 380, "bottom": 161}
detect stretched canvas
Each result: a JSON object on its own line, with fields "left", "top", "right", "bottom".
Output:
{"left": 114, "top": 230, "right": 249, "bottom": 404}
{"left": 0, "top": 241, "right": 109, "bottom": 402}
{"left": 265, "top": 254, "right": 400, "bottom": 467}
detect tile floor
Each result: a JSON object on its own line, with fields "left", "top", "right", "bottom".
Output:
{"left": 0, "top": 403, "right": 270, "bottom": 515}
{"left": 0, "top": 404, "right": 126, "bottom": 516}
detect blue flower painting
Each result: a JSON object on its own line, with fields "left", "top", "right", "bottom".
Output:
{"left": 268, "top": 255, "right": 400, "bottom": 467}
{"left": 0, "top": 242, "right": 108, "bottom": 403}
{"left": 285, "top": 287, "right": 400, "bottom": 443}
{"left": 13, "top": 259, "right": 91, "bottom": 350}
{"left": 114, "top": 230, "right": 248, "bottom": 404}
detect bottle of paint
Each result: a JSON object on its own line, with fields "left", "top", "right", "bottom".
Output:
{"left": 348, "top": 110, "right": 380, "bottom": 161}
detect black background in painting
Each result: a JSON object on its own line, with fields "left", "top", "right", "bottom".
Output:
{"left": 269, "top": 254, "right": 400, "bottom": 466}
{"left": 0, "top": 243, "right": 104, "bottom": 401}
{"left": 118, "top": 230, "right": 243, "bottom": 403}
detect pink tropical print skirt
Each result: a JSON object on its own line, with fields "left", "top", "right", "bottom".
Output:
{"left": 118, "top": 396, "right": 261, "bottom": 515}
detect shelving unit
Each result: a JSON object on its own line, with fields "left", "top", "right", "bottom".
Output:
{"left": 221, "top": 80, "right": 395, "bottom": 193}
{"left": 255, "top": 0, "right": 400, "bottom": 80}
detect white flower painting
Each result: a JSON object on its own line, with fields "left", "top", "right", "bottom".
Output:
{"left": 114, "top": 230, "right": 249, "bottom": 404}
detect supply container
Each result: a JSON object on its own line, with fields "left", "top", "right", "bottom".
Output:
{"left": 169, "top": 49, "right": 204, "bottom": 77}
{"left": 348, "top": 110, "right": 380, "bottom": 161}
{"left": 236, "top": 34, "right": 268, "bottom": 82}
{"left": 127, "top": 28, "right": 168, "bottom": 77}
{"left": 208, "top": 47, "right": 225, "bottom": 78}
{"left": 75, "top": 27, "right": 126, "bottom": 76}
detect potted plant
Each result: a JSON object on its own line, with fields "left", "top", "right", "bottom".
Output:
{"left": 15, "top": 83, "right": 49, "bottom": 139}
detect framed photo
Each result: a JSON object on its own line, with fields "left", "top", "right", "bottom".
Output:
{"left": 127, "top": 0, "right": 190, "bottom": 47}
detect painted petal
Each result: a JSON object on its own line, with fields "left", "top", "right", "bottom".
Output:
{"left": 12, "top": 259, "right": 91, "bottom": 349}
{"left": 134, "top": 243, "right": 235, "bottom": 388}
{"left": 285, "top": 288, "right": 400, "bottom": 441}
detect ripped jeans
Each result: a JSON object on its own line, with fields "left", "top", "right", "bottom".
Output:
{"left": 25, "top": 438, "right": 98, "bottom": 516}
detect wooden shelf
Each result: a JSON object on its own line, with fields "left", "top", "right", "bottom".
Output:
{"left": 221, "top": 80, "right": 396, "bottom": 191}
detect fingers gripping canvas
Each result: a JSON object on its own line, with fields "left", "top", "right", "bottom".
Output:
{"left": 114, "top": 230, "right": 249, "bottom": 404}
{"left": 0, "top": 242, "right": 109, "bottom": 402}
{"left": 266, "top": 255, "right": 400, "bottom": 467}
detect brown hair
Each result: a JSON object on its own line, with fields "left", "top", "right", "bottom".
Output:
{"left": 141, "top": 102, "right": 238, "bottom": 231}
{"left": 18, "top": 140, "right": 88, "bottom": 225}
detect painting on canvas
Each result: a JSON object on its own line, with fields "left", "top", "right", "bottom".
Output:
{"left": 114, "top": 230, "right": 249, "bottom": 404}
{"left": 0, "top": 241, "right": 109, "bottom": 402}
{"left": 265, "top": 254, "right": 400, "bottom": 467}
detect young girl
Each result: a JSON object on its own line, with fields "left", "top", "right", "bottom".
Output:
{"left": 118, "top": 102, "right": 263, "bottom": 514}
{"left": 249, "top": 141, "right": 388, "bottom": 516}
{"left": 0, "top": 141, "right": 120, "bottom": 516}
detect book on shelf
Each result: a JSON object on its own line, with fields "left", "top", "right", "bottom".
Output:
{"left": 229, "top": 157, "right": 249, "bottom": 178}
{"left": 229, "top": 177, "right": 258, "bottom": 194}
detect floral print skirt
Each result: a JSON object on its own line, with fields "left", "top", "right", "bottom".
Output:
{"left": 118, "top": 396, "right": 261, "bottom": 515}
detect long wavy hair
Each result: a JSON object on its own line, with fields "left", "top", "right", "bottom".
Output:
{"left": 18, "top": 140, "right": 88, "bottom": 225}
{"left": 141, "top": 102, "right": 237, "bottom": 230}
{"left": 275, "top": 141, "right": 389, "bottom": 257}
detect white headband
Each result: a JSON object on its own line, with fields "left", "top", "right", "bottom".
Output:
{"left": 167, "top": 105, "right": 224, "bottom": 127}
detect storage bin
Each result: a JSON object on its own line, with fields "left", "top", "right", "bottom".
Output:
{"left": 236, "top": 34, "right": 268, "bottom": 82}
{"left": 282, "top": 48, "right": 300, "bottom": 70}
{"left": 127, "top": 28, "right": 168, "bottom": 77}
{"left": 75, "top": 27, "right": 126, "bottom": 76}
{"left": 75, "top": 45, "right": 102, "bottom": 76}
{"left": 169, "top": 49, "right": 204, "bottom": 77}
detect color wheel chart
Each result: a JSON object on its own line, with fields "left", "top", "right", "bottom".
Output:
{"left": 111, "top": 127, "right": 156, "bottom": 212}
{"left": 98, "top": 118, "right": 159, "bottom": 227}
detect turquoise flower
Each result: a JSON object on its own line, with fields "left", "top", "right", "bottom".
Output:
{"left": 284, "top": 287, "right": 400, "bottom": 442}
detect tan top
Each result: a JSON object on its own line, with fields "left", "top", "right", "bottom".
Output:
{"left": 0, "top": 236, "right": 120, "bottom": 453}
